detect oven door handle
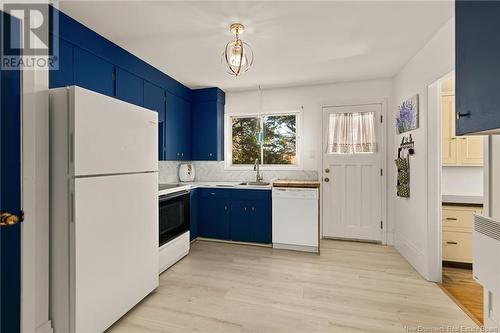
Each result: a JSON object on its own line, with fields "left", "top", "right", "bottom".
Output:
{"left": 159, "top": 190, "right": 190, "bottom": 202}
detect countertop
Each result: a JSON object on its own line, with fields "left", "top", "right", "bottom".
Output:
{"left": 442, "top": 195, "right": 484, "bottom": 205}
{"left": 272, "top": 180, "right": 321, "bottom": 188}
{"left": 159, "top": 181, "right": 272, "bottom": 196}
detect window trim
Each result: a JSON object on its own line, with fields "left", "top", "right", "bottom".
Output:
{"left": 224, "top": 110, "right": 303, "bottom": 171}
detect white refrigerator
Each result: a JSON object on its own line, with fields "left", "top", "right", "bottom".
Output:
{"left": 49, "top": 86, "right": 159, "bottom": 333}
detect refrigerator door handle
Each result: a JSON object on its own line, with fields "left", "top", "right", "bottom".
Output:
{"left": 70, "top": 132, "right": 74, "bottom": 163}
{"left": 70, "top": 191, "right": 75, "bottom": 223}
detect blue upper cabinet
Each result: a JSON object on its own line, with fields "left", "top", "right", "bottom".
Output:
{"left": 115, "top": 68, "right": 144, "bottom": 106}
{"left": 50, "top": 6, "right": 226, "bottom": 161}
{"left": 166, "top": 92, "right": 191, "bottom": 160}
{"left": 49, "top": 36, "right": 73, "bottom": 88}
{"left": 456, "top": 1, "right": 500, "bottom": 135}
{"left": 144, "top": 81, "right": 166, "bottom": 160}
{"left": 191, "top": 88, "right": 225, "bottom": 161}
{"left": 74, "top": 47, "right": 115, "bottom": 97}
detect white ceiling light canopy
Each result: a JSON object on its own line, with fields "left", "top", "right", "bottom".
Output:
{"left": 222, "top": 23, "right": 254, "bottom": 76}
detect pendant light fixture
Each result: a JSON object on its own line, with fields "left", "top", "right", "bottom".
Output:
{"left": 222, "top": 23, "right": 254, "bottom": 76}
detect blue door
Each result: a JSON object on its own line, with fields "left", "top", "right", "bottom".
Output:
{"left": 250, "top": 200, "right": 272, "bottom": 244}
{"left": 198, "top": 198, "right": 230, "bottom": 240}
{"left": 49, "top": 36, "right": 74, "bottom": 88}
{"left": 115, "top": 67, "right": 144, "bottom": 106}
{"left": 456, "top": 1, "right": 500, "bottom": 135}
{"left": 166, "top": 92, "right": 191, "bottom": 160}
{"left": 230, "top": 201, "right": 252, "bottom": 242}
{"left": 190, "top": 190, "right": 198, "bottom": 241}
{"left": 74, "top": 47, "right": 114, "bottom": 96}
{"left": 191, "top": 101, "right": 217, "bottom": 160}
{"left": 0, "top": 11, "right": 22, "bottom": 332}
{"left": 144, "top": 81, "right": 166, "bottom": 160}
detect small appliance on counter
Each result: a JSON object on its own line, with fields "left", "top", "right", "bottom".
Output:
{"left": 179, "top": 163, "right": 195, "bottom": 182}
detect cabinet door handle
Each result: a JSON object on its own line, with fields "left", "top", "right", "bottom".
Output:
{"left": 446, "top": 241, "right": 458, "bottom": 245}
{"left": 446, "top": 217, "right": 457, "bottom": 221}
{"left": 224, "top": 205, "right": 228, "bottom": 211}
{"left": 251, "top": 207, "right": 255, "bottom": 211}
{"left": 244, "top": 207, "right": 247, "bottom": 211}
{"left": 456, "top": 111, "right": 471, "bottom": 120}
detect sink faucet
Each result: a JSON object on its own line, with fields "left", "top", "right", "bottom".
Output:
{"left": 254, "top": 158, "right": 263, "bottom": 182}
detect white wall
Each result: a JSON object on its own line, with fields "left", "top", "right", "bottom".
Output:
{"left": 389, "top": 18, "right": 455, "bottom": 280}
{"left": 225, "top": 79, "right": 392, "bottom": 172}
{"left": 160, "top": 79, "right": 392, "bottom": 184}
{"left": 441, "top": 167, "right": 483, "bottom": 196}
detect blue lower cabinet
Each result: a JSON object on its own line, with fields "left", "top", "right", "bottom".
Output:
{"left": 115, "top": 68, "right": 144, "bottom": 106}
{"left": 230, "top": 201, "right": 252, "bottom": 243}
{"left": 190, "top": 190, "right": 198, "bottom": 241}
{"left": 73, "top": 47, "right": 114, "bottom": 97}
{"left": 249, "top": 200, "right": 272, "bottom": 244}
{"left": 198, "top": 189, "right": 272, "bottom": 244}
{"left": 198, "top": 197, "right": 231, "bottom": 240}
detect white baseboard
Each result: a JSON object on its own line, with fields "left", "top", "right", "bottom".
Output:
{"left": 394, "top": 233, "right": 428, "bottom": 279}
{"left": 159, "top": 232, "right": 190, "bottom": 274}
{"left": 36, "top": 320, "right": 53, "bottom": 333}
{"left": 273, "top": 243, "right": 319, "bottom": 253}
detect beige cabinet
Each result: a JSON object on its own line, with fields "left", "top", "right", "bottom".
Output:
{"left": 442, "top": 204, "right": 482, "bottom": 263}
{"left": 441, "top": 95, "right": 483, "bottom": 166}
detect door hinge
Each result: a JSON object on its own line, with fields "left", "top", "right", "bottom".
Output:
{"left": 380, "top": 221, "right": 383, "bottom": 229}
{"left": 380, "top": 115, "right": 383, "bottom": 123}
{"left": 380, "top": 168, "right": 383, "bottom": 176}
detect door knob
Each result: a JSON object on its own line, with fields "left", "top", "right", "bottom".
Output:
{"left": 325, "top": 168, "right": 330, "bottom": 173}
{"left": 324, "top": 177, "right": 330, "bottom": 182}
{"left": 0, "top": 211, "right": 24, "bottom": 227}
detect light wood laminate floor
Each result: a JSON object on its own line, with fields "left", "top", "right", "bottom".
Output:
{"left": 440, "top": 266, "right": 483, "bottom": 326}
{"left": 107, "top": 240, "right": 476, "bottom": 333}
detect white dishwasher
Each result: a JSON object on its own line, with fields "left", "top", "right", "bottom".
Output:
{"left": 272, "top": 187, "right": 319, "bottom": 253}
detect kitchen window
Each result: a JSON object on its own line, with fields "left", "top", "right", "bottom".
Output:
{"left": 225, "top": 111, "right": 301, "bottom": 169}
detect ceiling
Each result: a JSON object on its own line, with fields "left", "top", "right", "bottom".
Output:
{"left": 59, "top": 1, "right": 454, "bottom": 92}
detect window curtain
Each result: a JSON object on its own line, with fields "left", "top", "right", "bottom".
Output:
{"left": 327, "top": 112, "right": 377, "bottom": 154}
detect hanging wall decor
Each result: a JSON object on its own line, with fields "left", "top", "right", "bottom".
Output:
{"left": 396, "top": 94, "right": 419, "bottom": 134}
{"left": 395, "top": 135, "right": 415, "bottom": 198}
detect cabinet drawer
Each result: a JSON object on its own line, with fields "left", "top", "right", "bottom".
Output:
{"left": 198, "top": 188, "right": 231, "bottom": 199}
{"left": 442, "top": 209, "right": 473, "bottom": 230}
{"left": 442, "top": 231, "right": 472, "bottom": 263}
{"left": 442, "top": 206, "right": 482, "bottom": 231}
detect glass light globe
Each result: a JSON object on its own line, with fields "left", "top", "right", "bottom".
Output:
{"left": 222, "top": 40, "right": 254, "bottom": 76}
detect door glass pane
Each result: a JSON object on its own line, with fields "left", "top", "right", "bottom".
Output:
{"left": 263, "top": 114, "right": 297, "bottom": 164}
{"left": 232, "top": 117, "right": 260, "bottom": 164}
{"left": 327, "top": 112, "right": 377, "bottom": 154}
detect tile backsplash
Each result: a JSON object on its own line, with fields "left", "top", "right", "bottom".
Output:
{"left": 159, "top": 161, "right": 318, "bottom": 183}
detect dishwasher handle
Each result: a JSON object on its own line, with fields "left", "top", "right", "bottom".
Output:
{"left": 272, "top": 188, "right": 318, "bottom": 199}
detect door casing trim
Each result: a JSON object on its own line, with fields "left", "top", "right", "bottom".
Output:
{"left": 320, "top": 98, "right": 388, "bottom": 245}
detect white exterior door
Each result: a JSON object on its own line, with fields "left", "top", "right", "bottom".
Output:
{"left": 322, "top": 104, "right": 383, "bottom": 242}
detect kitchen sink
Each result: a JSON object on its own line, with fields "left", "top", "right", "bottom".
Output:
{"left": 239, "top": 181, "right": 271, "bottom": 186}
